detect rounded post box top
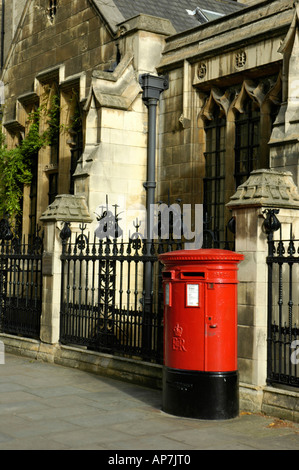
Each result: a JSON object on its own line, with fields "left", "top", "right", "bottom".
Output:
{"left": 159, "top": 248, "right": 244, "bottom": 264}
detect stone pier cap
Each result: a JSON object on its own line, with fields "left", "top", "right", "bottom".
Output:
{"left": 40, "top": 194, "right": 93, "bottom": 223}
{"left": 227, "top": 169, "right": 299, "bottom": 210}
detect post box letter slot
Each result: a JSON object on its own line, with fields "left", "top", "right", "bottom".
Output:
{"left": 162, "top": 272, "right": 172, "bottom": 279}
{"left": 181, "top": 272, "right": 205, "bottom": 279}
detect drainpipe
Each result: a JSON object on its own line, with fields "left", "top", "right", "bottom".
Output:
{"left": 1, "top": 0, "right": 4, "bottom": 70}
{"left": 139, "top": 74, "right": 168, "bottom": 353}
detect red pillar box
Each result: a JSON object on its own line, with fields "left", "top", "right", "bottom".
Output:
{"left": 159, "top": 249, "right": 244, "bottom": 420}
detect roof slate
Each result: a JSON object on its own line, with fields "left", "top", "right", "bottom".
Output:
{"left": 111, "top": 0, "right": 246, "bottom": 32}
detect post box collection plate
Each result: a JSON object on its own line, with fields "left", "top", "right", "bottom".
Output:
{"left": 186, "top": 284, "right": 199, "bottom": 307}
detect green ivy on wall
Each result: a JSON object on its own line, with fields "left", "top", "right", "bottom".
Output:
{"left": 0, "top": 95, "right": 61, "bottom": 222}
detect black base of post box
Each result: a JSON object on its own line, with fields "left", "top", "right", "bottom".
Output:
{"left": 162, "top": 367, "right": 239, "bottom": 420}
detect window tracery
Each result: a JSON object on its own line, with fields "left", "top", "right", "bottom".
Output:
{"left": 48, "top": 0, "right": 58, "bottom": 23}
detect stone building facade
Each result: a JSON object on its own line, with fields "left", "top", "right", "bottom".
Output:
{"left": 0, "top": 0, "right": 27, "bottom": 70}
{"left": 0, "top": 0, "right": 298, "bottom": 421}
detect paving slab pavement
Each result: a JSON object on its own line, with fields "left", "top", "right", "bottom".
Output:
{"left": 0, "top": 353, "right": 298, "bottom": 453}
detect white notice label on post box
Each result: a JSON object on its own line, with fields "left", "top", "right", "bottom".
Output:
{"left": 186, "top": 284, "right": 199, "bottom": 307}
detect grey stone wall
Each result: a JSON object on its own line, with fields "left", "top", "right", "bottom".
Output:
{"left": 2, "top": 0, "right": 116, "bottom": 121}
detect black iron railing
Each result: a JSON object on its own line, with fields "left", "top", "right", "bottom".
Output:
{"left": 58, "top": 197, "right": 237, "bottom": 363}
{"left": 202, "top": 212, "right": 235, "bottom": 251}
{"left": 0, "top": 221, "right": 43, "bottom": 339}
{"left": 264, "top": 209, "right": 299, "bottom": 388}
{"left": 59, "top": 223, "right": 177, "bottom": 363}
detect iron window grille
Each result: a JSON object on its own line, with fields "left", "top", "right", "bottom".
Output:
{"left": 48, "top": 0, "right": 58, "bottom": 22}
{"left": 69, "top": 95, "right": 83, "bottom": 195}
{"left": 203, "top": 108, "right": 226, "bottom": 247}
{"left": 234, "top": 99, "right": 260, "bottom": 188}
{"left": 29, "top": 154, "right": 38, "bottom": 237}
{"left": 48, "top": 86, "right": 60, "bottom": 205}
{"left": 48, "top": 173, "right": 58, "bottom": 205}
